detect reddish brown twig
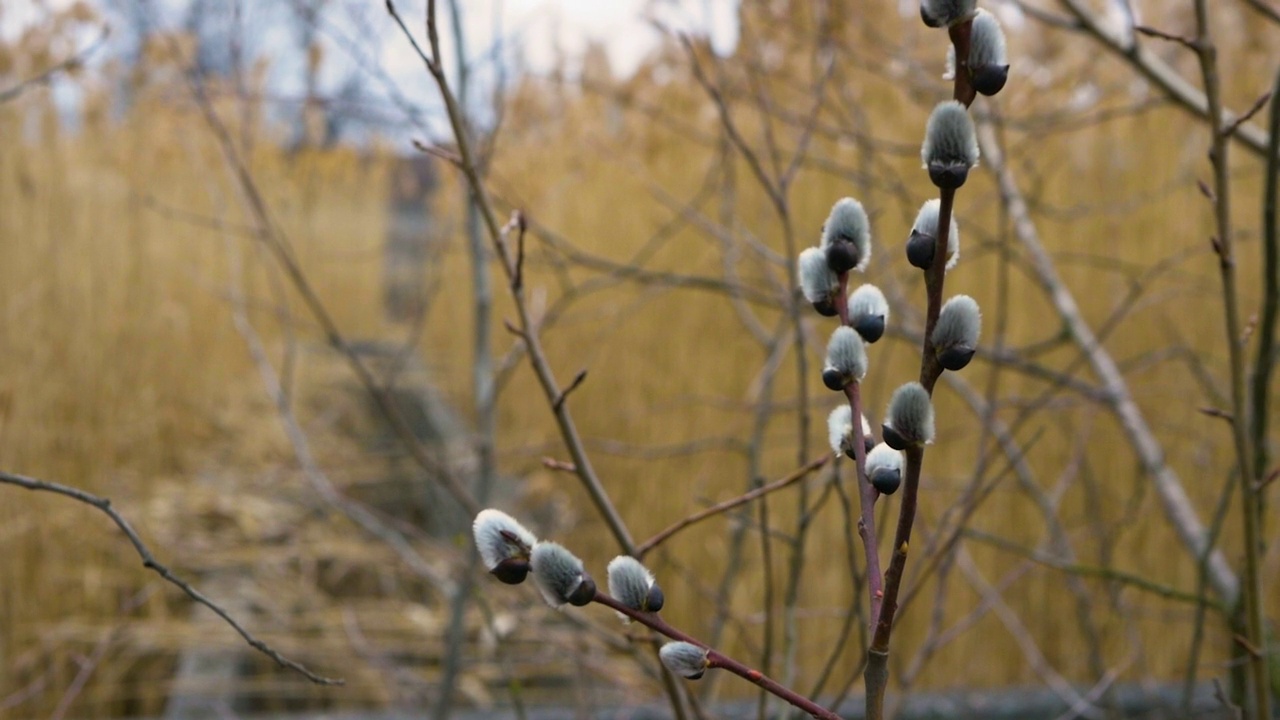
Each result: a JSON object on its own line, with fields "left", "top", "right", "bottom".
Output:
{"left": 592, "top": 591, "right": 841, "bottom": 720}
{"left": 634, "top": 455, "right": 832, "bottom": 558}
{"left": 864, "top": 21, "right": 973, "bottom": 720}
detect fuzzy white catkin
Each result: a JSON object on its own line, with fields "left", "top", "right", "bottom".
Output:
{"left": 847, "top": 284, "right": 890, "bottom": 326}
{"left": 607, "top": 556, "right": 655, "bottom": 612}
{"left": 886, "top": 382, "right": 935, "bottom": 445}
{"left": 530, "top": 542, "right": 587, "bottom": 608}
{"left": 911, "top": 199, "right": 961, "bottom": 270}
{"left": 821, "top": 198, "right": 871, "bottom": 272}
{"left": 473, "top": 509, "right": 538, "bottom": 571}
{"left": 826, "top": 326, "right": 868, "bottom": 381}
{"left": 659, "top": 642, "right": 710, "bottom": 679}
{"left": 932, "top": 295, "right": 982, "bottom": 350}
{"left": 921, "top": 101, "right": 979, "bottom": 169}
{"left": 969, "top": 9, "right": 1007, "bottom": 67}
{"left": 827, "top": 405, "right": 872, "bottom": 456}
{"left": 798, "top": 247, "right": 838, "bottom": 303}
{"left": 921, "top": 0, "right": 977, "bottom": 27}
{"left": 866, "top": 443, "right": 904, "bottom": 476}
{"left": 827, "top": 405, "right": 853, "bottom": 455}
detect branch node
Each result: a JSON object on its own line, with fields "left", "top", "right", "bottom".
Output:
{"left": 1198, "top": 406, "right": 1235, "bottom": 423}
{"left": 1233, "top": 633, "right": 1263, "bottom": 657}
{"left": 542, "top": 457, "right": 577, "bottom": 473}
{"left": 1257, "top": 466, "right": 1279, "bottom": 492}
{"left": 1223, "top": 91, "right": 1272, "bottom": 138}
{"left": 553, "top": 369, "right": 588, "bottom": 411}
{"left": 1241, "top": 314, "right": 1258, "bottom": 345}
{"left": 411, "top": 139, "right": 462, "bottom": 166}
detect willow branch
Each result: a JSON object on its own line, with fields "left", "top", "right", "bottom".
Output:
{"left": 592, "top": 591, "right": 841, "bottom": 720}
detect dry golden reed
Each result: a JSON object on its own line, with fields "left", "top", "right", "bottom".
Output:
{"left": 3, "top": 3, "right": 1279, "bottom": 715}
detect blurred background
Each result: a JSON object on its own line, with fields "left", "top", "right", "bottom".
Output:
{"left": 1, "top": 0, "right": 1278, "bottom": 718}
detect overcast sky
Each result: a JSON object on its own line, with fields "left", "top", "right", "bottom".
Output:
{"left": 3, "top": 0, "right": 738, "bottom": 141}
{"left": 426, "top": 0, "right": 738, "bottom": 76}
{"left": 3, "top": 0, "right": 739, "bottom": 76}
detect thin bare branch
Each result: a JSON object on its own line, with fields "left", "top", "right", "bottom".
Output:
{"left": 0, "top": 471, "right": 341, "bottom": 685}
{"left": 963, "top": 529, "right": 1226, "bottom": 611}
{"left": 552, "top": 369, "right": 588, "bottom": 412}
{"left": 1223, "top": 91, "right": 1273, "bottom": 139}
{"left": 0, "top": 27, "right": 109, "bottom": 104}
{"left": 1240, "top": 0, "right": 1280, "bottom": 25}
{"left": 1054, "top": 0, "right": 1270, "bottom": 156}
{"left": 174, "top": 39, "right": 481, "bottom": 517}
{"left": 634, "top": 455, "right": 832, "bottom": 558}
{"left": 1192, "top": 4, "right": 1270, "bottom": 716}
{"left": 975, "top": 113, "right": 1239, "bottom": 604}
{"left": 591, "top": 591, "right": 841, "bottom": 720}
{"left": 389, "top": 0, "right": 644, "bottom": 555}
{"left": 1133, "top": 24, "right": 1198, "bottom": 51}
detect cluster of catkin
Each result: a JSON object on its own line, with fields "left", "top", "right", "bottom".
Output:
{"left": 468, "top": 0, "right": 1011, "bottom": 702}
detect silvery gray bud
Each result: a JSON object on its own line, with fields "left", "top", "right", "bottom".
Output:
{"left": 530, "top": 542, "right": 596, "bottom": 608}
{"left": 798, "top": 247, "right": 839, "bottom": 316}
{"left": 820, "top": 198, "right": 871, "bottom": 274}
{"left": 921, "top": 101, "right": 979, "bottom": 189}
{"left": 865, "top": 443, "right": 905, "bottom": 495}
{"left": 822, "top": 326, "right": 868, "bottom": 391}
{"left": 474, "top": 509, "right": 539, "bottom": 585}
{"left": 847, "top": 284, "right": 889, "bottom": 343}
{"left": 881, "top": 382, "right": 935, "bottom": 449}
{"left": 827, "top": 404, "right": 873, "bottom": 459}
{"left": 607, "top": 556, "right": 664, "bottom": 614}
{"left": 969, "top": 9, "right": 1009, "bottom": 96}
{"left": 659, "top": 641, "right": 710, "bottom": 680}
{"left": 921, "top": 0, "right": 976, "bottom": 28}
{"left": 906, "top": 199, "right": 960, "bottom": 272}
{"left": 932, "top": 295, "right": 981, "bottom": 371}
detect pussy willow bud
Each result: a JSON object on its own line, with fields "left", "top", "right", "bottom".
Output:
{"left": 847, "top": 284, "right": 889, "bottom": 343}
{"left": 828, "top": 404, "right": 874, "bottom": 459}
{"left": 820, "top": 198, "right": 871, "bottom": 274}
{"left": 473, "top": 509, "right": 538, "bottom": 585}
{"left": 882, "top": 382, "right": 935, "bottom": 449}
{"left": 660, "top": 642, "right": 710, "bottom": 680}
{"left": 607, "top": 556, "right": 664, "bottom": 615}
{"left": 530, "top": 542, "right": 596, "bottom": 608}
{"left": 922, "top": 101, "right": 979, "bottom": 189}
{"left": 969, "top": 9, "right": 1009, "bottom": 96}
{"left": 798, "top": 247, "right": 839, "bottom": 316}
{"left": 822, "top": 326, "right": 868, "bottom": 391}
{"left": 906, "top": 199, "right": 960, "bottom": 272}
{"left": 921, "top": 0, "right": 976, "bottom": 28}
{"left": 932, "top": 295, "right": 982, "bottom": 371}
{"left": 865, "top": 443, "right": 905, "bottom": 495}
